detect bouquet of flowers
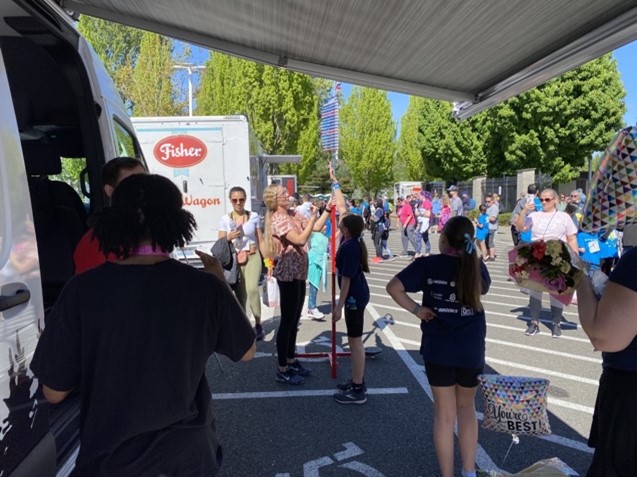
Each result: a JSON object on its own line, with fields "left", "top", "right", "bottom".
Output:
{"left": 508, "top": 240, "right": 586, "bottom": 305}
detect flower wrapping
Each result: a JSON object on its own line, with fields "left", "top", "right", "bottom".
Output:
{"left": 581, "top": 125, "right": 637, "bottom": 233}
{"left": 508, "top": 240, "right": 586, "bottom": 305}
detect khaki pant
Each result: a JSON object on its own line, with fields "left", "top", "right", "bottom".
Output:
{"left": 234, "top": 251, "right": 262, "bottom": 320}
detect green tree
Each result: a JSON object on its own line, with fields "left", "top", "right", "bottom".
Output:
{"left": 340, "top": 87, "right": 395, "bottom": 195}
{"left": 128, "top": 32, "right": 180, "bottom": 116}
{"left": 396, "top": 97, "right": 427, "bottom": 180}
{"left": 195, "top": 53, "right": 326, "bottom": 183}
{"left": 77, "top": 16, "right": 143, "bottom": 107}
{"left": 417, "top": 99, "right": 486, "bottom": 181}
{"left": 475, "top": 54, "right": 626, "bottom": 182}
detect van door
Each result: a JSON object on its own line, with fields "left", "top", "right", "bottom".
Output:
{"left": 0, "top": 48, "right": 54, "bottom": 477}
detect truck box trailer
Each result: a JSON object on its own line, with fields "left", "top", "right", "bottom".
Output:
{"left": 132, "top": 115, "right": 263, "bottom": 259}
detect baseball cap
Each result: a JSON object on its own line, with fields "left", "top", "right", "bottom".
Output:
{"left": 447, "top": 185, "right": 458, "bottom": 192}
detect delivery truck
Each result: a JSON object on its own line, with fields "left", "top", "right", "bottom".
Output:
{"left": 132, "top": 115, "right": 266, "bottom": 260}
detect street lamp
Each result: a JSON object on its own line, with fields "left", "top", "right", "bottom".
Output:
{"left": 173, "top": 63, "right": 206, "bottom": 116}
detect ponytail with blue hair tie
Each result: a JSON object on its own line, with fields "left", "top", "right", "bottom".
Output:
{"left": 463, "top": 233, "right": 475, "bottom": 254}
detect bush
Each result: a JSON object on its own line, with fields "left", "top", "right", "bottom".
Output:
{"left": 498, "top": 212, "right": 512, "bottom": 226}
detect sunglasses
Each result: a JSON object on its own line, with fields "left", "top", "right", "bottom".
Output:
{"left": 231, "top": 198, "right": 246, "bottom": 204}
{"left": 540, "top": 198, "right": 553, "bottom": 203}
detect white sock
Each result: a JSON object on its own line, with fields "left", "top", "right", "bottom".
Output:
{"left": 462, "top": 470, "right": 477, "bottom": 477}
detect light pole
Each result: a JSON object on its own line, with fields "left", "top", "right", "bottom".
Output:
{"left": 173, "top": 64, "right": 205, "bottom": 116}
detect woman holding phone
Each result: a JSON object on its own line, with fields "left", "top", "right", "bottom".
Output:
{"left": 219, "top": 186, "right": 266, "bottom": 340}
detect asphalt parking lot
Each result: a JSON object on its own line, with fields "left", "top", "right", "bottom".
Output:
{"left": 206, "top": 229, "right": 597, "bottom": 476}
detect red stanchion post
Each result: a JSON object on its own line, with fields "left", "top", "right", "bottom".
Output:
{"left": 330, "top": 207, "right": 337, "bottom": 378}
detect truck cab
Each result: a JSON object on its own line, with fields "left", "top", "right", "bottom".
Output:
{"left": 0, "top": 1, "right": 144, "bottom": 474}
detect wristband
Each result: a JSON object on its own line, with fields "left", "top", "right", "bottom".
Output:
{"left": 331, "top": 183, "right": 341, "bottom": 191}
{"left": 412, "top": 304, "right": 421, "bottom": 316}
{"left": 325, "top": 207, "right": 333, "bottom": 213}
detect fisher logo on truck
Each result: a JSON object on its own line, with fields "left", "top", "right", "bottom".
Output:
{"left": 153, "top": 135, "right": 207, "bottom": 168}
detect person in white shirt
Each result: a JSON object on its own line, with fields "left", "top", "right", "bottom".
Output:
{"left": 296, "top": 193, "right": 313, "bottom": 219}
{"left": 218, "top": 186, "right": 266, "bottom": 340}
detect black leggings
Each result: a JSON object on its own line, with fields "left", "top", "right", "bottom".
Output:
{"left": 276, "top": 279, "right": 306, "bottom": 367}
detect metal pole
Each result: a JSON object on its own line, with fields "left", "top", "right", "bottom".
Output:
{"left": 188, "top": 67, "right": 193, "bottom": 116}
{"left": 588, "top": 156, "right": 593, "bottom": 190}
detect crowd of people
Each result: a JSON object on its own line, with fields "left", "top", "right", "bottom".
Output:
{"left": 30, "top": 159, "right": 635, "bottom": 477}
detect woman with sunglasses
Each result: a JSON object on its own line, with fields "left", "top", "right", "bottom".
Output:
{"left": 219, "top": 186, "right": 266, "bottom": 340}
{"left": 262, "top": 184, "right": 332, "bottom": 384}
{"left": 514, "top": 188, "right": 578, "bottom": 337}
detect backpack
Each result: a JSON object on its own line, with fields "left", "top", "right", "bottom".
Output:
{"left": 466, "top": 198, "right": 476, "bottom": 211}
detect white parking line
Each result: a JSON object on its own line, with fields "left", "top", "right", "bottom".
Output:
{"left": 381, "top": 310, "right": 591, "bottom": 344}
{"left": 486, "top": 357, "right": 599, "bottom": 386}
{"left": 395, "top": 337, "right": 596, "bottom": 415}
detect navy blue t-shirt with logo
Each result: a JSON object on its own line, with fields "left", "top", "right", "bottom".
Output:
{"left": 336, "top": 238, "right": 370, "bottom": 309}
{"left": 396, "top": 254, "right": 491, "bottom": 368}
{"left": 604, "top": 247, "right": 637, "bottom": 371}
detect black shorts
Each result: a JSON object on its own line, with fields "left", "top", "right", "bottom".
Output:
{"left": 344, "top": 306, "right": 365, "bottom": 338}
{"left": 587, "top": 367, "right": 637, "bottom": 476}
{"left": 424, "top": 361, "right": 482, "bottom": 388}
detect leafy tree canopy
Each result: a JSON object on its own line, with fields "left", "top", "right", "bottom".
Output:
{"left": 340, "top": 87, "right": 395, "bottom": 195}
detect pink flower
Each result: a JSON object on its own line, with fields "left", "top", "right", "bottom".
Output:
{"left": 544, "top": 275, "right": 567, "bottom": 293}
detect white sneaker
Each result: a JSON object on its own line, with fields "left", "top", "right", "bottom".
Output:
{"left": 308, "top": 308, "right": 325, "bottom": 319}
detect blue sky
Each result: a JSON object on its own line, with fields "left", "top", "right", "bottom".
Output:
{"left": 182, "top": 40, "right": 637, "bottom": 127}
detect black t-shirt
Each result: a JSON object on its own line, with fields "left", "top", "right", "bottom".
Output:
{"left": 31, "top": 259, "right": 255, "bottom": 477}
{"left": 605, "top": 247, "right": 637, "bottom": 371}
{"left": 395, "top": 254, "right": 491, "bottom": 368}
{"left": 336, "top": 238, "right": 370, "bottom": 308}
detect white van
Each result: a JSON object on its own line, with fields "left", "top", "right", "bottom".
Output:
{"left": 0, "top": 1, "right": 144, "bottom": 475}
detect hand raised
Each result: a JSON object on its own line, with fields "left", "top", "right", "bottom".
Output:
{"left": 195, "top": 250, "right": 225, "bottom": 280}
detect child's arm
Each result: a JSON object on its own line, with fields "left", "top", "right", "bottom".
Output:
{"left": 386, "top": 277, "right": 435, "bottom": 322}
{"left": 333, "top": 276, "right": 351, "bottom": 322}
{"left": 328, "top": 161, "right": 348, "bottom": 216}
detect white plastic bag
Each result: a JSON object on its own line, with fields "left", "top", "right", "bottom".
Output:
{"left": 263, "top": 276, "right": 280, "bottom": 307}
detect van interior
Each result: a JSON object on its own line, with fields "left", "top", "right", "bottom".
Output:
{"left": 1, "top": 6, "right": 108, "bottom": 471}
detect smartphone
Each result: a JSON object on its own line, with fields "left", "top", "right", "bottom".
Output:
{"left": 235, "top": 224, "right": 245, "bottom": 239}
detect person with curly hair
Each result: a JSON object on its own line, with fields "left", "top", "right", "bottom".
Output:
{"left": 262, "top": 183, "right": 332, "bottom": 385}
{"left": 32, "top": 174, "right": 256, "bottom": 477}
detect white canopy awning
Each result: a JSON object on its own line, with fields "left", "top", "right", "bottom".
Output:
{"left": 62, "top": 0, "right": 637, "bottom": 118}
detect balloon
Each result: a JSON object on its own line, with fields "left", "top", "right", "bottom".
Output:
{"left": 478, "top": 375, "right": 551, "bottom": 436}
{"left": 581, "top": 125, "right": 637, "bottom": 232}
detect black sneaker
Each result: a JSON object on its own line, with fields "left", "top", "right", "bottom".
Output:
{"left": 333, "top": 389, "right": 367, "bottom": 405}
{"left": 551, "top": 324, "right": 562, "bottom": 338}
{"left": 525, "top": 323, "right": 540, "bottom": 336}
{"left": 336, "top": 379, "right": 368, "bottom": 393}
{"left": 255, "top": 324, "right": 265, "bottom": 341}
{"left": 275, "top": 370, "right": 304, "bottom": 385}
{"left": 288, "top": 360, "right": 312, "bottom": 377}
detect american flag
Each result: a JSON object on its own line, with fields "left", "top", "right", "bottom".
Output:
{"left": 320, "top": 82, "right": 341, "bottom": 152}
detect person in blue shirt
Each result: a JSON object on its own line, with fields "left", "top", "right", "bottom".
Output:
{"left": 474, "top": 204, "right": 489, "bottom": 261}
{"left": 349, "top": 199, "right": 363, "bottom": 216}
{"left": 333, "top": 214, "right": 371, "bottom": 405}
{"left": 431, "top": 191, "right": 442, "bottom": 234}
{"left": 386, "top": 216, "right": 491, "bottom": 477}
{"left": 361, "top": 196, "right": 370, "bottom": 228}
{"left": 577, "top": 247, "right": 637, "bottom": 476}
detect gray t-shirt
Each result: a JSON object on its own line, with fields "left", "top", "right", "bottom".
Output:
{"left": 487, "top": 204, "right": 499, "bottom": 231}
{"left": 451, "top": 196, "right": 463, "bottom": 217}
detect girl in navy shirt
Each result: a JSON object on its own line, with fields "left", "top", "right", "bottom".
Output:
{"left": 333, "top": 214, "right": 370, "bottom": 404}
{"left": 387, "top": 216, "right": 490, "bottom": 477}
